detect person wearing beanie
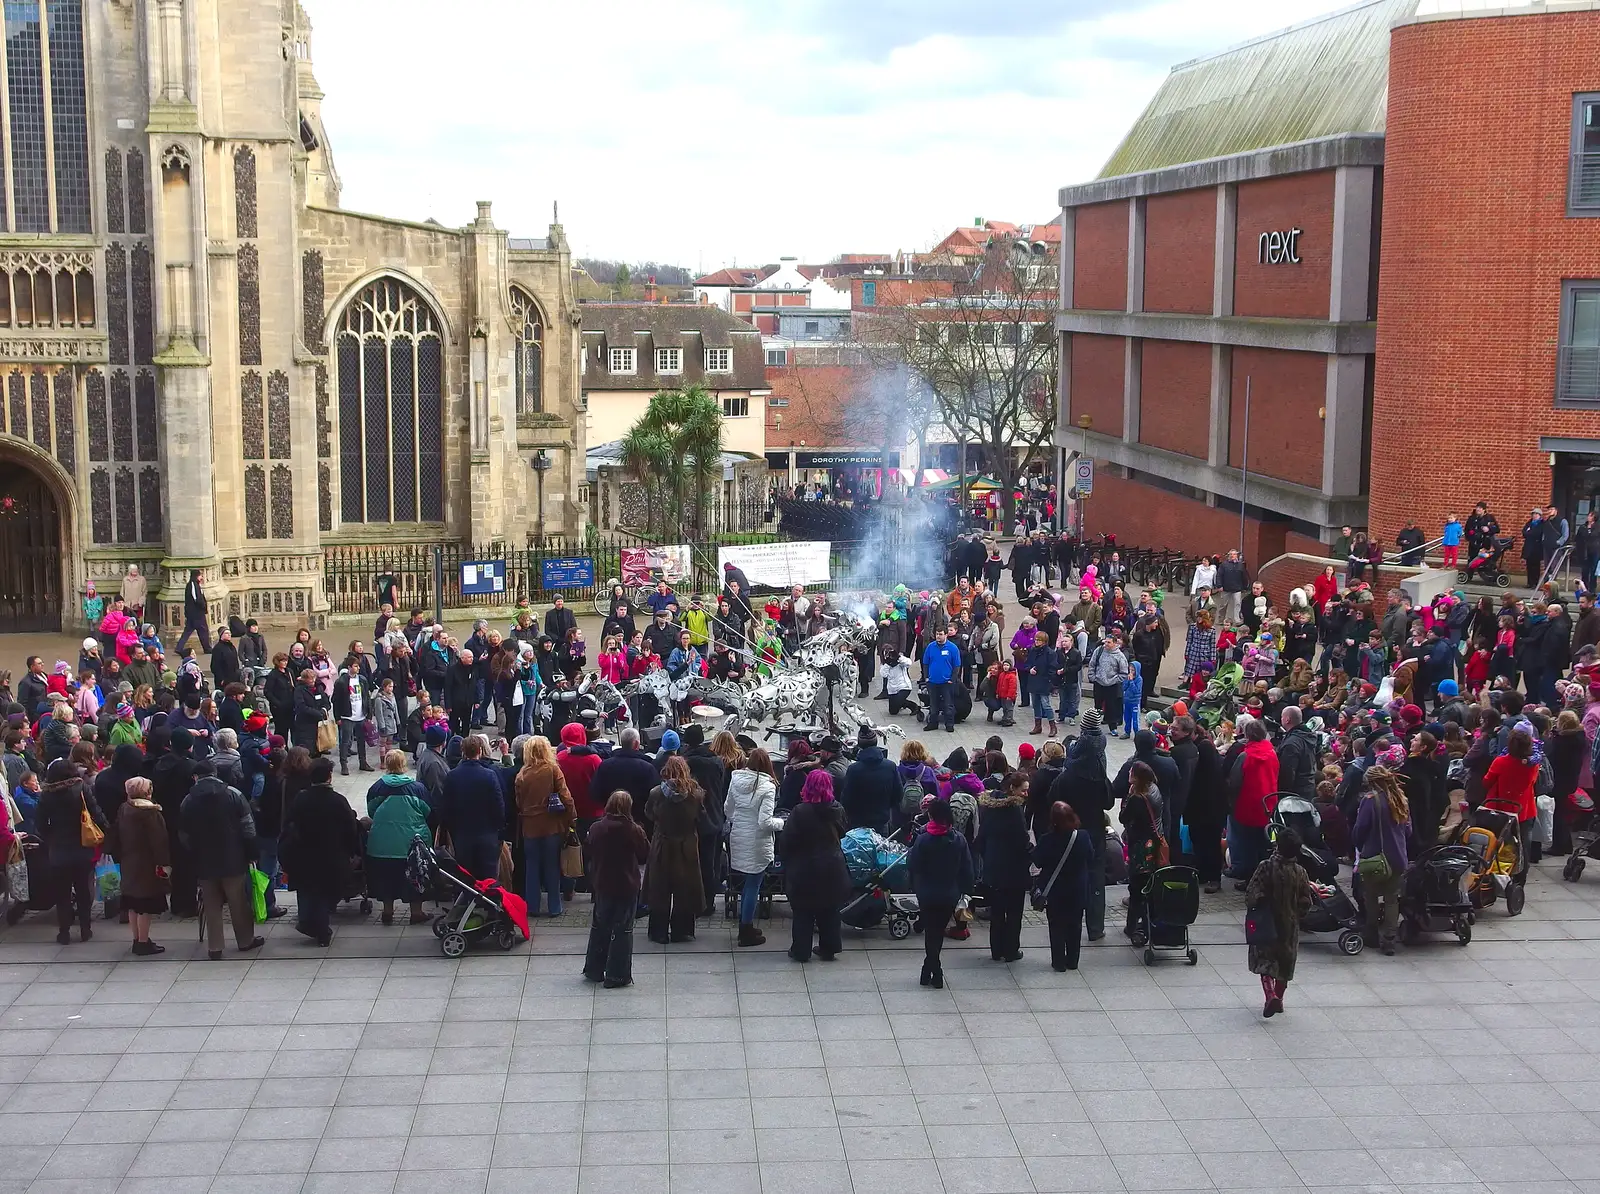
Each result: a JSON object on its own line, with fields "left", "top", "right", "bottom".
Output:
{"left": 416, "top": 723, "right": 450, "bottom": 802}
{"left": 655, "top": 728, "right": 681, "bottom": 769}
{"left": 1015, "top": 741, "right": 1037, "bottom": 777}
{"left": 841, "top": 728, "right": 898, "bottom": 835}
{"left": 36, "top": 757, "right": 108, "bottom": 944}
{"left": 906, "top": 800, "right": 972, "bottom": 988}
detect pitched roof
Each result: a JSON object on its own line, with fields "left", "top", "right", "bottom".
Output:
{"left": 1097, "top": 0, "right": 1418, "bottom": 179}
{"left": 694, "top": 267, "right": 763, "bottom": 287}
{"left": 580, "top": 302, "right": 765, "bottom": 390}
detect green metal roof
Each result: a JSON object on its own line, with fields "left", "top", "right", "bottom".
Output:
{"left": 1097, "top": 0, "right": 1418, "bottom": 179}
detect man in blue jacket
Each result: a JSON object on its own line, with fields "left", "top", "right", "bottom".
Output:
{"left": 921, "top": 626, "right": 963, "bottom": 734}
{"left": 436, "top": 734, "right": 505, "bottom": 881}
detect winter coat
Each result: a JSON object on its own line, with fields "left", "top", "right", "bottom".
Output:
{"left": 291, "top": 683, "right": 330, "bottom": 746}
{"left": 1274, "top": 726, "right": 1319, "bottom": 803}
{"left": 778, "top": 798, "right": 850, "bottom": 912}
{"left": 415, "top": 748, "right": 448, "bottom": 802}
{"left": 680, "top": 745, "right": 727, "bottom": 832}
{"left": 1230, "top": 738, "right": 1281, "bottom": 828}
{"left": 36, "top": 775, "right": 106, "bottom": 867}
{"left": 514, "top": 761, "right": 575, "bottom": 839}
{"left": 115, "top": 799, "right": 170, "bottom": 901}
{"left": 587, "top": 812, "right": 649, "bottom": 903}
{"left": 443, "top": 662, "right": 476, "bottom": 713}
{"left": 1352, "top": 791, "right": 1411, "bottom": 876}
{"left": 974, "top": 790, "right": 1031, "bottom": 891}
{"left": 557, "top": 744, "right": 603, "bottom": 820}
{"left": 1483, "top": 754, "right": 1538, "bottom": 823}
{"left": 1245, "top": 853, "right": 1311, "bottom": 981}
{"left": 906, "top": 828, "right": 973, "bottom": 910}
{"left": 1023, "top": 644, "right": 1058, "bottom": 697}
{"left": 439, "top": 759, "right": 506, "bottom": 841}
{"left": 1047, "top": 737, "right": 1114, "bottom": 840}
{"left": 1025, "top": 760, "right": 1065, "bottom": 841}
{"left": 724, "top": 768, "right": 782, "bottom": 875}
{"left": 645, "top": 780, "right": 704, "bottom": 915}
{"left": 591, "top": 748, "right": 660, "bottom": 817}
{"left": 841, "top": 746, "right": 899, "bottom": 833}
{"left": 179, "top": 776, "right": 258, "bottom": 880}
{"left": 1087, "top": 643, "right": 1130, "bottom": 688}
{"left": 95, "top": 746, "right": 146, "bottom": 833}
{"left": 282, "top": 782, "right": 359, "bottom": 898}
{"left": 1030, "top": 827, "right": 1092, "bottom": 909}
{"left": 1400, "top": 754, "right": 1447, "bottom": 848}
{"left": 364, "top": 776, "right": 433, "bottom": 858}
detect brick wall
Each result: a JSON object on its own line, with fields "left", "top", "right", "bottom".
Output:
{"left": 1068, "top": 333, "right": 1126, "bottom": 436}
{"left": 1142, "top": 188, "right": 1217, "bottom": 315}
{"left": 1259, "top": 554, "right": 1417, "bottom": 611}
{"left": 1084, "top": 469, "right": 1288, "bottom": 563}
{"left": 1137, "top": 339, "right": 1212, "bottom": 458}
{"left": 1233, "top": 171, "right": 1334, "bottom": 320}
{"left": 1227, "top": 347, "right": 1326, "bottom": 489}
{"left": 764, "top": 362, "right": 887, "bottom": 449}
{"left": 1372, "top": 10, "right": 1600, "bottom": 549}
{"left": 1072, "top": 201, "right": 1128, "bottom": 312}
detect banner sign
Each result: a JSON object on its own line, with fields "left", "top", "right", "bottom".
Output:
{"left": 620, "top": 545, "right": 693, "bottom": 587}
{"left": 718, "top": 540, "right": 831, "bottom": 589}
{"left": 540, "top": 556, "right": 595, "bottom": 589}
{"left": 460, "top": 559, "right": 505, "bottom": 596}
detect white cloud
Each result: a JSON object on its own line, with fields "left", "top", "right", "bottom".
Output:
{"left": 309, "top": 0, "right": 1344, "bottom": 270}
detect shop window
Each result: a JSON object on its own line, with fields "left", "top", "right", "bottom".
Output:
{"left": 1558, "top": 280, "right": 1600, "bottom": 406}
{"left": 1571, "top": 94, "right": 1600, "bottom": 216}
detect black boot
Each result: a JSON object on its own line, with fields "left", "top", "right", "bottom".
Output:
{"left": 920, "top": 960, "right": 932, "bottom": 987}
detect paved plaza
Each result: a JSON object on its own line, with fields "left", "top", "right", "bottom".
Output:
{"left": 1, "top": 851, "right": 1598, "bottom": 1194}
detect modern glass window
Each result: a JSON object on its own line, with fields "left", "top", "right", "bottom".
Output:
{"left": 336, "top": 278, "right": 444, "bottom": 524}
{"left": 722, "top": 395, "right": 749, "bottom": 418}
{"left": 704, "top": 347, "right": 732, "bottom": 373}
{"left": 509, "top": 288, "right": 543, "bottom": 415}
{"left": 2, "top": 0, "right": 90, "bottom": 233}
{"left": 655, "top": 346, "right": 681, "bottom": 374}
{"left": 608, "top": 346, "right": 635, "bottom": 374}
{"left": 1558, "top": 280, "right": 1600, "bottom": 407}
{"left": 861, "top": 280, "right": 876, "bottom": 306}
{"left": 1573, "top": 94, "right": 1600, "bottom": 216}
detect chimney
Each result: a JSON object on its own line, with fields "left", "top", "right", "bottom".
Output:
{"left": 644, "top": 274, "right": 657, "bottom": 302}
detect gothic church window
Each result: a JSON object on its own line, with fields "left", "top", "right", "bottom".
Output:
{"left": 510, "top": 288, "right": 543, "bottom": 414}
{"left": 335, "top": 277, "right": 444, "bottom": 525}
{"left": 2, "top": 0, "right": 90, "bottom": 233}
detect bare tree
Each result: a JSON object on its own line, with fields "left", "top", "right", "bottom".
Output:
{"left": 858, "top": 240, "right": 1057, "bottom": 521}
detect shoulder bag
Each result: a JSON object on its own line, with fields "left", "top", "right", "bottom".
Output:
{"left": 79, "top": 793, "right": 104, "bottom": 849}
{"left": 1244, "top": 889, "right": 1278, "bottom": 946}
{"left": 1355, "top": 795, "right": 1392, "bottom": 884}
{"left": 1030, "top": 830, "right": 1077, "bottom": 911}
{"left": 1136, "top": 792, "right": 1169, "bottom": 870}
{"left": 315, "top": 716, "right": 338, "bottom": 755}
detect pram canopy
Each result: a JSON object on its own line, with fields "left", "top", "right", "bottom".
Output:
{"left": 841, "top": 828, "right": 908, "bottom": 886}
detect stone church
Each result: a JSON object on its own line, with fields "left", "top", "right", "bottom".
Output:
{"left": 0, "top": 0, "right": 584, "bottom": 633}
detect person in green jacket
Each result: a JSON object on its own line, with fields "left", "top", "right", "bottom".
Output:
{"left": 682, "top": 597, "right": 711, "bottom": 651}
{"left": 363, "top": 750, "right": 435, "bottom": 925}
{"left": 108, "top": 702, "right": 143, "bottom": 747}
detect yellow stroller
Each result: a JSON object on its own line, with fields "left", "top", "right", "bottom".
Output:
{"left": 1459, "top": 804, "right": 1526, "bottom": 917}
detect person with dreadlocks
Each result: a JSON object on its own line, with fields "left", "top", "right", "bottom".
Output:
{"left": 1352, "top": 748, "right": 1413, "bottom": 956}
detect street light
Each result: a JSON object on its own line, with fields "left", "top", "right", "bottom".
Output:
{"left": 530, "top": 449, "right": 552, "bottom": 548}
{"left": 1076, "top": 414, "right": 1092, "bottom": 538}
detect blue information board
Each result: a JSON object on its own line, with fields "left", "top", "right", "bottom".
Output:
{"left": 541, "top": 556, "right": 595, "bottom": 589}
{"left": 460, "top": 559, "right": 506, "bottom": 596}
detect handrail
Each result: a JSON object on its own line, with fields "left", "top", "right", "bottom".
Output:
{"left": 1380, "top": 536, "right": 1445, "bottom": 566}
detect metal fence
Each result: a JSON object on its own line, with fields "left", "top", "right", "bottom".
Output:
{"left": 321, "top": 530, "right": 916, "bottom": 616}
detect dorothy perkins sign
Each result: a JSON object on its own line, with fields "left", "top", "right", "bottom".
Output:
{"left": 1257, "top": 228, "right": 1302, "bottom": 265}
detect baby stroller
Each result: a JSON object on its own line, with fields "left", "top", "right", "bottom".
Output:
{"left": 406, "top": 838, "right": 529, "bottom": 957}
{"left": 1460, "top": 536, "right": 1513, "bottom": 588}
{"left": 1268, "top": 796, "right": 1364, "bottom": 955}
{"left": 1191, "top": 662, "right": 1243, "bottom": 731}
{"left": 1459, "top": 804, "right": 1526, "bottom": 916}
{"left": 1561, "top": 789, "right": 1599, "bottom": 882}
{"left": 1133, "top": 865, "right": 1199, "bottom": 966}
{"left": 1398, "top": 844, "right": 1478, "bottom": 945}
{"left": 838, "top": 827, "right": 920, "bottom": 939}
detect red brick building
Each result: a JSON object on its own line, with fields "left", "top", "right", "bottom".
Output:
{"left": 1057, "top": 0, "right": 1600, "bottom": 564}
{"left": 1372, "top": 3, "right": 1600, "bottom": 545}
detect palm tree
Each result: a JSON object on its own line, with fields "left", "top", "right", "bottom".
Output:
{"left": 620, "top": 384, "right": 723, "bottom": 540}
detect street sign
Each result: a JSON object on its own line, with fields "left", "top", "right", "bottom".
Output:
{"left": 1074, "top": 457, "right": 1094, "bottom": 496}
{"left": 540, "top": 556, "right": 595, "bottom": 590}
{"left": 460, "top": 559, "right": 506, "bottom": 596}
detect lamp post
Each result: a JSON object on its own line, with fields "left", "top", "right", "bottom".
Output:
{"left": 1076, "top": 413, "right": 1092, "bottom": 539}
{"left": 530, "top": 449, "right": 551, "bottom": 548}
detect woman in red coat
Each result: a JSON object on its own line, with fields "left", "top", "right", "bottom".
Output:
{"left": 1483, "top": 724, "right": 1541, "bottom": 882}
{"left": 1311, "top": 566, "right": 1340, "bottom": 616}
{"left": 1228, "top": 718, "right": 1281, "bottom": 889}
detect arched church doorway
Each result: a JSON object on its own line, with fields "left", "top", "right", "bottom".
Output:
{"left": 0, "top": 456, "right": 62, "bottom": 632}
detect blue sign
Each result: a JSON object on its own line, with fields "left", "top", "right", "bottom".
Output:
{"left": 541, "top": 556, "right": 595, "bottom": 589}
{"left": 460, "top": 559, "right": 506, "bottom": 596}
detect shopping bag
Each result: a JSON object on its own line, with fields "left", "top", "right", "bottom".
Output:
{"left": 560, "top": 831, "right": 584, "bottom": 879}
{"left": 315, "top": 718, "right": 338, "bottom": 754}
{"left": 1535, "top": 793, "right": 1556, "bottom": 846}
{"left": 364, "top": 720, "right": 379, "bottom": 748}
{"left": 497, "top": 841, "right": 515, "bottom": 891}
{"left": 5, "top": 843, "right": 28, "bottom": 904}
{"left": 248, "top": 866, "right": 269, "bottom": 923}
{"left": 94, "top": 856, "right": 120, "bottom": 903}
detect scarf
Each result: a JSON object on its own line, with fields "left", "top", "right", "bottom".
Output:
{"left": 924, "top": 820, "right": 950, "bottom": 836}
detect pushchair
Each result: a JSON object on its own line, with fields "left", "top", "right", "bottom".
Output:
{"left": 1562, "top": 788, "right": 1599, "bottom": 883}
{"left": 1132, "top": 865, "right": 1199, "bottom": 966}
{"left": 1268, "top": 796, "right": 1363, "bottom": 955}
{"left": 1459, "top": 804, "right": 1526, "bottom": 916}
{"left": 1460, "top": 536, "right": 1513, "bottom": 588}
{"left": 406, "top": 838, "right": 529, "bottom": 956}
{"left": 1192, "top": 662, "right": 1243, "bottom": 730}
{"left": 838, "top": 826, "right": 920, "bottom": 939}
{"left": 1398, "top": 844, "right": 1478, "bottom": 945}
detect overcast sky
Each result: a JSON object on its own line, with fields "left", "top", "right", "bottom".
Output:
{"left": 312, "top": 0, "right": 1343, "bottom": 271}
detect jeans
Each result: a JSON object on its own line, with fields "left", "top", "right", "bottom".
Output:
{"left": 1031, "top": 691, "right": 1053, "bottom": 720}
{"left": 455, "top": 833, "right": 501, "bottom": 884}
{"left": 473, "top": 677, "right": 491, "bottom": 726}
{"left": 789, "top": 905, "right": 842, "bottom": 961}
{"left": 523, "top": 834, "right": 563, "bottom": 916}
{"left": 297, "top": 891, "right": 331, "bottom": 942}
{"left": 256, "top": 836, "right": 280, "bottom": 913}
{"left": 518, "top": 697, "right": 536, "bottom": 738}
{"left": 1227, "top": 818, "right": 1268, "bottom": 881}
{"left": 925, "top": 682, "right": 954, "bottom": 730}
{"left": 988, "top": 887, "right": 1024, "bottom": 959}
{"left": 738, "top": 870, "right": 764, "bottom": 925}
{"left": 1057, "top": 678, "right": 1080, "bottom": 721}
{"left": 338, "top": 718, "right": 369, "bottom": 770}
{"left": 584, "top": 896, "right": 636, "bottom": 983}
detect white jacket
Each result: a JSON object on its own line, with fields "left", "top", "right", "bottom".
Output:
{"left": 883, "top": 658, "right": 914, "bottom": 695}
{"left": 724, "top": 769, "right": 782, "bottom": 875}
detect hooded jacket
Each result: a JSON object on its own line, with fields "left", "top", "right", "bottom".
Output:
{"left": 1230, "top": 738, "right": 1281, "bottom": 828}
{"left": 364, "top": 774, "right": 433, "bottom": 858}
{"left": 724, "top": 768, "right": 782, "bottom": 875}
{"left": 974, "top": 789, "right": 1030, "bottom": 890}
{"left": 1274, "top": 725, "right": 1320, "bottom": 802}
{"left": 841, "top": 745, "right": 899, "bottom": 833}
{"left": 1046, "top": 736, "right": 1113, "bottom": 839}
